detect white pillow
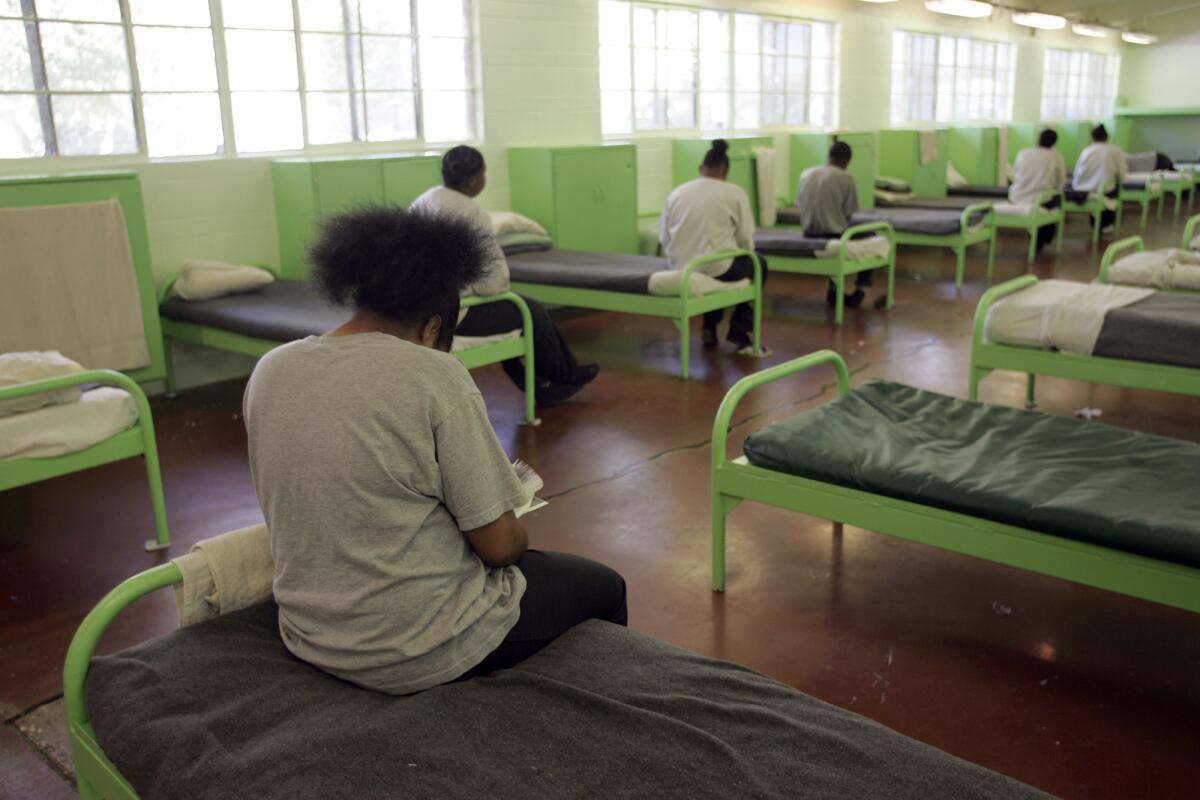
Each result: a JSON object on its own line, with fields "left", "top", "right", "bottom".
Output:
{"left": 171, "top": 260, "right": 275, "bottom": 302}
{"left": 0, "top": 351, "right": 86, "bottom": 418}
{"left": 489, "top": 211, "right": 548, "bottom": 238}
{"left": 947, "top": 162, "right": 969, "bottom": 188}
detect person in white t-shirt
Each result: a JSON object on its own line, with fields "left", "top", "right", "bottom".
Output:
{"left": 1071, "top": 124, "right": 1126, "bottom": 232}
{"left": 659, "top": 139, "right": 766, "bottom": 352}
{"left": 1010, "top": 129, "right": 1067, "bottom": 253}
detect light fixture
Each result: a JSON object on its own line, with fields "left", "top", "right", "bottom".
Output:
{"left": 857, "top": 0, "right": 900, "bottom": 4}
{"left": 1012, "top": 11, "right": 1066, "bottom": 30}
{"left": 1071, "top": 23, "right": 1110, "bottom": 38}
{"left": 1121, "top": 31, "right": 1158, "bottom": 44}
{"left": 924, "top": 0, "right": 994, "bottom": 19}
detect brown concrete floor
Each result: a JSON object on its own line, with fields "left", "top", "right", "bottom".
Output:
{"left": 3, "top": 213, "right": 1200, "bottom": 799}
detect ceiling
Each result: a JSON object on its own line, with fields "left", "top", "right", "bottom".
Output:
{"left": 1012, "top": 0, "right": 1200, "bottom": 30}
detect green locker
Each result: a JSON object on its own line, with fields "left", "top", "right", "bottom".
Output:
{"left": 1006, "top": 123, "right": 1040, "bottom": 167}
{"left": 507, "top": 145, "right": 638, "bottom": 254}
{"left": 671, "top": 136, "right": 771, "bottom": 220}
{"left": 788, "top": 131, "right": 876, "bottom": 210}
{"left": 271, "top": 153, "right": 442, "bottom": 278}
{"left": 878, "top": 129, "right": 949, "bottom": 198}
{"left": 948, "top": 127, "right": 1002, "bottom": 186}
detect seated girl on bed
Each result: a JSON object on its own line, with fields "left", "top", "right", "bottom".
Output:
{"left": 243, "top": 206, "right": 627, "bottom": 695}
{"left": 411, "top": 146, "right": 599, "bottom": 407}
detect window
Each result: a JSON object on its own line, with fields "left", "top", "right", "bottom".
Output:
{"left": 1041, "top": 49, "right": 1118, "bottom": 121}
{"left": 600, "top": 0, "right": 838, "bottom": 136}
{"left": 0, "top": 0, "right": 476, "bottom": 160}
{"left": 891, "top": 31, "right": 1014, "bottom": 126}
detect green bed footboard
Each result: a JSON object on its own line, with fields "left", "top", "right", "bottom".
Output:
{"left": 1097, "top": 236, "right": 1145, "bottom": 284}
{"left": 709, "top": 350, "right": 1200, "bottom": 611}
{"left": 1184, "top": 213, "right": 1200, "bottom": 250}
{"left": 890, "top": 203, "right": 996, "bottom": 289}
{"left": 64, "top": 562, "right": 182, "bottom": 800}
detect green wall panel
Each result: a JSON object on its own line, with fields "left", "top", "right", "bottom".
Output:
{"left": 948, "top": 127, "right": 1000, "bottom": 186}
{"left": 878, "top": 129, "right": 948, "bottom": 197}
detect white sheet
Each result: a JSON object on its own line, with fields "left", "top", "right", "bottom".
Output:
{"left": 994, "top": 202, "right": 1033, "bottom": 216}
{"left": 821, "top": 236, "right": 891, "bottom": 260}
{"left": 647, "top": 271, "right": 750, "bottom": 297}
{"left": 0, "top": 199, "right": 150, "bottom": 371}
{"left": 1126, "top": 171, "right": 1164, "bottom": 191}
{"left": 0, "top": 386, "right": 137, "bottom": 460}
{"left": 451, "top": 330, "right": 522, "bottom": 352}
{"left": 1108, "top": 249, "right": 1200, "bottom": 290}
{"left": 985, "top": 279, "right": 1153, "bottom": 355}
{"left": 753, "top": 146, "right": 777, "bottom": 228}
{"left": 947, "top": 163, "right": 968, "bottom": 188}
{"left": 1191, "top": 236, "right": 1200, "bottom": 251}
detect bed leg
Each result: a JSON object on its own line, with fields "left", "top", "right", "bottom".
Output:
{"left": 712, "top": 493, "right": 727, "bottom": 592}
{"left": 954, "top": 247, "right": 965, "bottom": 289}
{"left": 1025, "top": 373, "right": 1037, "bottom": 409}
{"left": 143, "top": 453, "right": 170, "bottom": 553}
{"left": 1055, "top": 217, "right": 1065, "bottom": 253}
{"left": 1092, "top": 211, "right": 1101, "bottom": 247}
{"left": 832, "top": 521, "right": 844, "bottom": 537}
{"left": 834, "top": 275, "right": 845, "bottom": 325}
{"left": 1140, "top": 200, "right": 1149, "bottom": 230}
{"left": 76, "top": 775, "right": 100, "bottom": 800}
{"left": 885, "top": 260, "right": 895, "bottom": 311}
{"left": 1026, "top": 230, "right": 1037, "bottom": 265}
{"left": 968, "top": 367, "right": 986, "bottom": 401}
{"left": 679, "top": 315, "right": 690, "bottom": 380}
{"left": 986, "top": 236, "right": 997, "bottom": 283}
{"left": 164, "top": 339, "right": 178, "bottom": 398}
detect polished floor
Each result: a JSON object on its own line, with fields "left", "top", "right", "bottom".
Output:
{"left": 3, "top": 213, "right": 1200, "bottom": 799}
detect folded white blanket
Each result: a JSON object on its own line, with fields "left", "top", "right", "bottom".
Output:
{"left": 451, "top": 330, "right": 521, "bottom": 352}
{"left": 1191, "top": 236, "right": 1200, "bottom": 251}
{"left": 1109, "top": 249, "right": 1200, "bottom": 290}
{"left": 489, "top": 211, "right": 548, "bottom": 237}
{"left": 986, "top": 279, "right": 1153, "bottom": 355}
{"left": 172, "top": 523, "right": 273, "bottom": 627}
{"left": 170, "top": 260, "right": 275, "bottom": 301}
{"left": 1126, "top": 172, "right": 1164, "bottom": 191}
{"left": 0, "top": 386, "right": 136, "bottom": 460}
{"left": 822, "top": 236, "right": 891, "bottom": 260}
{"left": 994, "top": 202, "right": 1032, "bottom": 216}
{"left": 648, "top": 271, "right": 750, "bottom": 297}
{"left": 0, "top": 351, "right": 85, "bottom": 418}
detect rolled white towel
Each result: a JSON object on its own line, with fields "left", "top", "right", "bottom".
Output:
{"left": 171, "top": 523, "right": 274, "bottom": 627}
{"left": 170, "top": 259, "right": 275, "bottom": 301}
{"left": 1109, "top": 249, "right": 1200, "bottom": 290}
{"left": 648, "top": 270, "right": 750, "bottom": 297}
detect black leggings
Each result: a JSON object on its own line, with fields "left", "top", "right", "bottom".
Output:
{"left": 459, "top": 550, "right": 627, "bottom": 679}
{"left": 703, "top": 254, "right": 768, "bottom": 344}
{"left": 456, "top": 293, "right": 585, "bottom": 387}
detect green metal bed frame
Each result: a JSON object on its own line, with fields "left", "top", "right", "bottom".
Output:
{"left": 510, "top": 250, "right": 764, "bottom": 380}
{"left": 709, "top": 349, "right": 1200, "bottom": 611}
{"left": 0, "top": 371, "right": 168, "bottom": 552}
{"left": 887, "top": 202, "right": 997, "bottom": 289}
{"left": 159, "top": 279, "right": 540, "bottom": 426}
{"left": 1121, "top": 172, "right": 1165, "bottom": 229}
{"left": 1184, "top": 213, "right": 1200, "bottom": 250}
{"left": 992, "top": 189, "right": 1065, "bottom": 263}
{"left": 1160, "top": 166, "right": 1195, "bottom": 216}
{"left": 1098, "top": 234, "right": 1200, "bottom": 293}
{"left": 762, "top": 221, "right": 895, "bottom": 325}
{"left": 1063, "top": 190, "right": 1123, "bottom": 248}
{"left": 65, "top": 562, "right": 181, "bottom": 800}
{"left": 968, "top": 275, "right": 1200, "bottom": 406}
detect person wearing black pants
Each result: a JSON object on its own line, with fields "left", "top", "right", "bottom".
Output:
{"left": 411, "top": 145, "right": 599, "bottom": 407}
{"left": 459, "top": 550, "right": 627, "bottom": 679}
{"left": 1036, "top": 194, "right": 1062, "bottom": 251}
{"left": 702, "top": 253, "right": 768, "bottom": 350}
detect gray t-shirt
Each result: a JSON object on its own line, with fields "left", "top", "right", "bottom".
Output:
{"left": 243, "top": 333, "right": 528, "bottom": 695}
{"left": 796, "top": 165, "right": 859, "bottom": 236}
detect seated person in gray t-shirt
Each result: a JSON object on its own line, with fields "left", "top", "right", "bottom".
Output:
{"left": 796, "top": 141, "right": 880, "bottom": 310}
{"left": 243, "top": 206, "right": 627, "bottom": 696}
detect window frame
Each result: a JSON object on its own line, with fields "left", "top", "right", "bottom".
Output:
{"left": 1040, "top": 47, "right": 1119, "bottom": 122}
{"left": 890, "top": 29, "right": 1015, "bottom": 127}
{"left": 0, "top": 0, "right": 482, "bottom": 163}
{"left": 599, "top": 0, "right": 839, "bottom": 139}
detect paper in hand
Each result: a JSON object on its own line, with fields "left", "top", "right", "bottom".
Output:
{"left": 512, "top": 459, "right": 547, "bottom": 518}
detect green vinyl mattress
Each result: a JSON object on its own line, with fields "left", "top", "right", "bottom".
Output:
{"left": 744, "top": 381, "right": 1200, "bottom": 567}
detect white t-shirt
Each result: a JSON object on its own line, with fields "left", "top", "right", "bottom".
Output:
{"left": 410, "top": 185, "right": 510, "bottom": 298}
{"left": 1072, "top": 143, "right": 1127, "bottom": 195}
{"left": 659, "top": 177, "right": 755, "bottom": 277}
{"left": 1009, "top": 147, "right": 1067, "bottom": 207}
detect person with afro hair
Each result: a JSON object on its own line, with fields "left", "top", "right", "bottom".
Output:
{"left": 243, "top": 206, "right": 627, "bottom": 695}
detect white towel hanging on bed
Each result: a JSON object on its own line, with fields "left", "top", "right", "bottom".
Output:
{"left": 172, "top": 523, "right": 274, "bottom": 627}
{"left": 753, "top": 146, "right": 777, "bottom": 228}
{"left": 919, "top": 130, "right": 939, "bottom": 166}
{"left": 0, "top": 199, "right": 149, "bottom": 371}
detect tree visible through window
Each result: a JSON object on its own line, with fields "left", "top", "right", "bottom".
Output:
{"left": 600, "top": 0, "right": 839, "bottom": 136}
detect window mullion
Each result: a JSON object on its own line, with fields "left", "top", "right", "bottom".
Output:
{"left": 117, "top": 0, "right": 148, "bottom": 156}
{"left": 19, "top": 0, "right": 56, "bottom": 155}
{"left": 341, "top": 0, "right": 362, "bottom": 141}
{"left": 208, "top": 0, "right": 237, "bottom": 155}
{"left": 411, "top": 0, "right": 423, "bottom": 141}
{"left": 291, "top": 0, "right": 310, "bottom": 148}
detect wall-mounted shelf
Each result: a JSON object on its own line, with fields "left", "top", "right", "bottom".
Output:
{"left": 1113, "top": 107, "right": 1200, "bottom": 117}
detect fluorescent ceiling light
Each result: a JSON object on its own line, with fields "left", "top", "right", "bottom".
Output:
{"left": 858, "top": 0, "right": 900, "bottom": 4}
{"left": 1071, "top": 23, "right": 1110, "bottom": 38}
{"left": 924, "top": 0, "right": 994, "bottom": 18}
{"left": 1012, "top": 11, "right": 1066, "bottom": 30}
{"left": 1121, "top": 31, "right": 1158, "bottom": 44}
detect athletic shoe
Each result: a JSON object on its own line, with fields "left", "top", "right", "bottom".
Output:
{"left": 536, "top": 380, "right": 587, "bottom": 407}
{"left": 843, "top": 289, "right": 866, "bottom": 309}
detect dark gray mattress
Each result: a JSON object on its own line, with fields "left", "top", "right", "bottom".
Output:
{"left": 753, "top": 229, "right": 831, "bottom": 257}
{"left": 160, "top": 280, "right": 347, "bottom": 342}
{"left": 507, "top": 248, "right": 668, "bottom": 295}
{"left": 775, "top": 206, "right": 803, "bottom": 226}
{"left": 876, "top": 195, "right": 980, "bottom": 211}
{"left": 949, "top": 185, "right": 1010, "bottom": 199}
{"left": 851, "top": 207, "right": 988, "bottom": 236}
{"left": 87, "top": 605, "right": 1047, "bottom": 800}
{"left": 1095, "top": 293, "right": 1200, "bottom": 369}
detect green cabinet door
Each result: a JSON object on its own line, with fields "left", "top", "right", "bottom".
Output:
{"left": 314, "top": 161, "right": 384, "bottom": 215}
{"left": 382, "top": 158, "right": 441, "bottom": 207}
{"left": 727, "top": 156, "right": 759, "bottom": 221}
{"left": 552, "top": 148, "right": 638, "bottom": 253}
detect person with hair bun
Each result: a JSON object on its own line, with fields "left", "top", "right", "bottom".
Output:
{"left": 243, "top": 205, "right": 627, "bottom": 696}
{"left": 411, "top": 145, "right": 598, "bottom": 407}
{"left": 1071, "top": 124, "right": 1126, "bottom": 233}
{"left": 1009, "top": 129, "right": 1066, "bottom": 253}
{"left": 659, "top": 138, "right": 765, "bottom": 352}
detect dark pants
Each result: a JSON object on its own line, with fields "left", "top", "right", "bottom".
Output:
{"left": 459, "top": 550, "right": 627, "bottom": 679}
{"left": 1090, "top": 188, "right": 1120, "bottom": 229}
{"left": 1037, "top": 195, "right": 1061, "bottom": 250}
{"left": 456, "top": 293, "right": 585, "bottom": 387}
{"left": 808, "top": 230, "right": 873, "bottom": 289}
{"left": 702, "top": 254, "right": 767, "bottom": 345}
